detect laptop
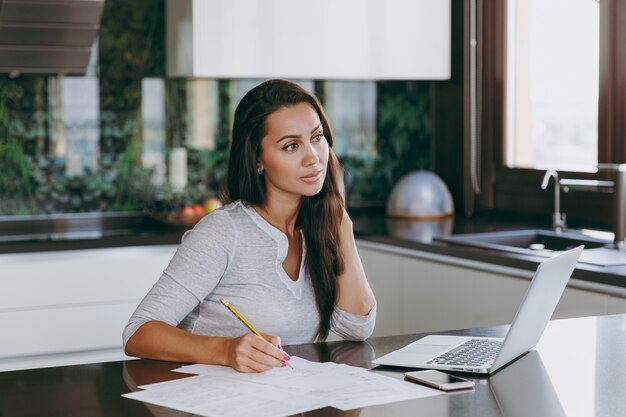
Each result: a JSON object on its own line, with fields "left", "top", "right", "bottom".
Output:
{"left": 372, "top": 245, "right": 583, "bottom": 374}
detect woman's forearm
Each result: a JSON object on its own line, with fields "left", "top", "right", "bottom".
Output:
{"left": 334, "top": 213, "right": 376, "bottom": 315}
{"left": 125, "top": 321, "right": 230, "bottom": 365}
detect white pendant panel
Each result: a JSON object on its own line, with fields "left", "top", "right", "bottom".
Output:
{"left": 167, "top": 0, "right": 451, "bottom": 80}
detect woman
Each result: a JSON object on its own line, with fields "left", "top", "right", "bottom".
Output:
{"left": 123, "top": 79, "right": 376, "bottom": 373}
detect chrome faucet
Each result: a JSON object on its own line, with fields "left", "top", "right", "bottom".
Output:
{"left": 541, "top": 170, "right": 567, "bottom": 233}
{"left": 560, "top": 164, "right": 626, "bottom": 249}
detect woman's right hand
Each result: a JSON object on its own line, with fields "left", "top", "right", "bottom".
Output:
{"left": 224, "top": 333, "right": 291, "bottom": 373}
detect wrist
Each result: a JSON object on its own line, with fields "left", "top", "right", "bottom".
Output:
{"left": 215, "top": 337, "right": 233, "bottom": 366}
{"left": 197, "top": 336, "right": 232, "bottom": 366}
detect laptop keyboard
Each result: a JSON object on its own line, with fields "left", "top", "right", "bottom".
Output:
{"left": 426, "top": 339, "right": 502, "bottom": 367}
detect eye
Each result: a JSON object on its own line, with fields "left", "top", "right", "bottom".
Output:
{"left": 312, "top": 133, "right": 324, "bottom": 142}
{"left": 284, "top": 143, "right": 298, "bottom": 151}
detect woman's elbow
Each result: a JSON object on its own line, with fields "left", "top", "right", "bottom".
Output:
{"left": 124, "top": 332, "right": 141, "bottom": 357}
{"left": 340, "top": 320, "right": 376, "bottom": 342}
{"left": 123, "top": 321, "right": 152, "bottom": 358}
{"left": 345, "top": 328, "right": 374, "bottom": 342}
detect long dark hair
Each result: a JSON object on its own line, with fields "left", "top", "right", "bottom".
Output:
{"left": 225, "top": 79, "right": 344, "bottom": 341}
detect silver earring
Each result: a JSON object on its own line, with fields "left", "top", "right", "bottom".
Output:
{"left": 257, "top": 168, "right": 264, "bottom": 175}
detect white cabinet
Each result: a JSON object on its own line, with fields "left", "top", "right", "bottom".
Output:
{"left": 607, "top": 296, "right": 626, "bottom": 315}
{"left": 0, "top": 245, "right": 177, "bottom": 368}
{"left": 358, "top": 240, "right": 621, "bottom": 337}
{"left": 553, "top": 287, "right": 607, "bottom": 320}
{"left": 358, "top": 247, "right": 405, "bottom": 337}
{"left": 400, "top": 254, "right": 530, "bottom": 334}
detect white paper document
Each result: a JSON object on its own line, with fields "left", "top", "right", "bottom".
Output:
{"left": 123, "top": 356, "right": 442, "bottom": 417}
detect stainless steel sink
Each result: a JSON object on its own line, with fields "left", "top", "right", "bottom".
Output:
{"left": 435, "top": 229, "right": 609, "bottom": 256}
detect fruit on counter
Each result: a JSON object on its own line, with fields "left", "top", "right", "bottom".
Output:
{"left": 179, "top": 206, "right": 196, "bottom": 219}
{"left": 203, "top": 197, "right": 223, "bottom": 213}
{"left": 191, "top": 204, "right": 205, "bottom": 217}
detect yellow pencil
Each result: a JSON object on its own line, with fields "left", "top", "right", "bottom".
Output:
{"left": 219, "top": 297, "right": 294, "bottom": 369}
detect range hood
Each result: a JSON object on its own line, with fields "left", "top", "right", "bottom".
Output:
{"left": 0, "top": 0, "right": 104, "bottom": 75}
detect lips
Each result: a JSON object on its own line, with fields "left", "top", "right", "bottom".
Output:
{"left": 300, "top": 170, "right": 324, "bottom": 183}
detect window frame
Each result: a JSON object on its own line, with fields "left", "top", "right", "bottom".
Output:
{"left": 478, "top": 0, "right": 626, "bottom": 230}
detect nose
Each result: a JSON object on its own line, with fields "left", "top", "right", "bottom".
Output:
{"left": 303, "top": 142, "right": 319, "bottom": 166}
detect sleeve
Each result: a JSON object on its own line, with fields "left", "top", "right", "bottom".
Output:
{"left": 330, "top": 302, "right": 377, "bottom": 341}
{"left": 122, "top": 209, "right": 236, "bottom": 349}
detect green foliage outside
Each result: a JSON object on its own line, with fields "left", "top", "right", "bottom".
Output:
{"left": 98, "top": 0, "right": 164, "bottom": 80}
{"left": 0, "top": 77, "right": 38, "bottom": 214}
{"left": 0, "top": 121, "right": 155, "bottom": 215}
{"left": 0, "top": 138, "right": 36, "bottom": 214}
{"left": 28, "top": 139, "right": 154, "bottom": 213}
{"left": 184, "top": 146, "right": 230, "bottom": 203}
{"left": 341, "top": 81, "right": 431, "bottom": 203}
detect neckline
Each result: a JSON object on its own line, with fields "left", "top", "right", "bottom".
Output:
{"left": 246, "top": 203, "right": 299, "bottom": 240}
{"left": 242, "top": 203, "right": 306, "bottom": 285}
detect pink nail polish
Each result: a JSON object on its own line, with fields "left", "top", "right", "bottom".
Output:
{"left": 281, "top": 362, "right": 286, "bottom": 368}
{"left": 277, "top": 343, "right": 283, "bottom": 351}
{"left": 283, "top": 353, "right": 291, "bottom": 361}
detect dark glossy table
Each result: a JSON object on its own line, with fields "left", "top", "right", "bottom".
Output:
{"left": 2, "top": 314, "right": 626, "bottom": 417}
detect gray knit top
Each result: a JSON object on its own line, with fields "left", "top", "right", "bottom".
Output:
{"left": 123, "top": 201, "right": 376, "bottom": 348}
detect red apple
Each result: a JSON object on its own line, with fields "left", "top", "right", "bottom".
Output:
{"left": 191, "top": 204, "right": 205, "bottom": 217}
{"left": 179, "top": 206, "right": 195, "bottom": 218}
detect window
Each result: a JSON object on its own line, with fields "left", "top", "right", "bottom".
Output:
{"left": 141, "top": 78, "right": 166, "bottom": 186}
{"left": 49, "top": 77, "right": 100, "bottom": 175}
{"left": 324, "top": 81, "right": 377, "bottom": 159}
{"left": 505, "top": 0, "right": 599, "bottom": 172}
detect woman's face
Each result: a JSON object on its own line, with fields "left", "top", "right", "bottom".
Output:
{"left": 257, "top": 102, "right": 330, "bottom": 200}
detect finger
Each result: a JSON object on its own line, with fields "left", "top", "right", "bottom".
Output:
{"left": 243, "top": 352, "right": 276, "bottom": 372}
{"left": 239, "top": 362, "right": 270, "bottom": 373}
{"left": 237, "top": 335, "right": 284, "bottom": 367}
{"left": 262, "top": 333, "right": 282, "bottom": 350}
{"left": 237, "top": 364, "right": 263, "bottom": 374}
{"left": 254, "top": 337, "right": 291, "bottom": 363}
{"left": 258, "top": 333, "right": 287, "bottom": 357}
{"left": 276, "top": 337, "right": 284, "bottom": 352}
{"left": 249, "top": 345, "right": 285, "bottom": 368}
{"left": 232, "top": 345, "right": 276, "bottom": 372}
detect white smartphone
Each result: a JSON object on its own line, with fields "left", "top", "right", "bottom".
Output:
{"left": 404, "top": 370, "right": 475, "bottom": 391}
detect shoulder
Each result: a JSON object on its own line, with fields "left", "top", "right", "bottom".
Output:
{"left": 183, "top": 200, "right": 258, "bottom": 240}
{"left": 192, "top": 203, "right": 234, "bottom": 230}
{"left": 179, "top": 202, "right": 240, "bottom": 247}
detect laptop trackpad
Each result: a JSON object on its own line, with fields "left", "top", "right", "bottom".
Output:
{"left": 380, "top": 344, "right": 448, "bottom": 365}
{"left": 400, "top": 335, "right": 471, "bottom": 361}
{"left": 407, "top": 344, "right": 451, "bottom": 355}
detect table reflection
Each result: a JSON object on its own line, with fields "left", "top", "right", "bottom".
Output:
{"left": 386, "top": 217, "right": 453, "bottom": 243}
{"left": 285, "top": 339, "right": 376, "bottom": 369}
{"left": 123, "top": 359, "right": 195, "bottom": 417}
{"left": 537, "top": 315, "right": 626, "bottom": 417}
{"left": 489, "top": 351, "right": 566, "bottom": 417}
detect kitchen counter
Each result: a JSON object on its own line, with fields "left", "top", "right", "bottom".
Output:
{"left": 0, "top": 212, "right": 185, "bottom": 254}
{"left": 2, "top": 209, "right": 626, "bottom": 290}
{"left": 350, "top": 211, "right": 626, "bottom": 290}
